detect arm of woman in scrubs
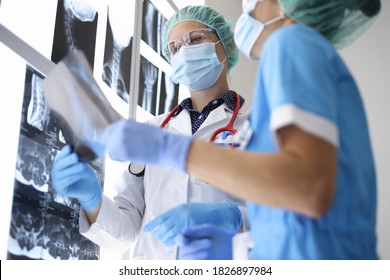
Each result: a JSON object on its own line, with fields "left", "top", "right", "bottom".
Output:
{"left": 187, "top": 124, "right": 336, "bottom": 218}
{"left": 186, "top": 28, "right": 338, "bottom": 218}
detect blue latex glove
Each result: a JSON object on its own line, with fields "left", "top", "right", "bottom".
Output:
{"left": 177, "top": 224, "right": 234, "bottom": 260}
{"left": 100, "top": 119, "right": 192, "bottom": 172}
{"left": 144, "top": 202, "right": 242, "bottom": 246}
{"left": 50, "top": 145, "right": 102, "bottom": 210}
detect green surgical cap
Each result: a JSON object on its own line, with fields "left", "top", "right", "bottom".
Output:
{"left": 278, "top": 0, "right": 381, "bottom": 49}
{"left": 161, "top": 5, "right": 239, "bottom": 73}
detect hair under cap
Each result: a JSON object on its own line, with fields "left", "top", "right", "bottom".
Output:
{"left": 161, "top": 5, "right": 239, "bottom": 73}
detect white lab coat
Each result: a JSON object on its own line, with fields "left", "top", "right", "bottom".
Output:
{"left": 79, "top": 101, "right": 251, "bottom": 259}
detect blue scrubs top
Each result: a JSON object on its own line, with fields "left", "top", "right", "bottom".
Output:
{"left": 246, "top": 24, "right": 378, "bottom": 259}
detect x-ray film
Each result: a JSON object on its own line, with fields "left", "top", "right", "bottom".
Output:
{"left": 102, "top": 2, "right": 134, "bottom": 104}
{"left": 43, "top": 50, "right": 123, "bottom": 161}
{"left": 51, "top": 0, "right": 98, "bottom": 68}
{"left": 7, "top": 66, "right": 103, "bottom": 260}
{"left": 139, "top": 0, "right": 179, "bottom": 116}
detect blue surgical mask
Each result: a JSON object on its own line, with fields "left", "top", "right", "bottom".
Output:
{"left": 234, "top": 11, "right": 284, "bottom": 60}
{"left": 171, "top": 41, "right": 226, "bottom": 92}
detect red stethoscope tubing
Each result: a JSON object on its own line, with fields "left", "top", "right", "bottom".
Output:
{"left": 160, "top": 92, "right": 240, "bottom": 143}
{"left": 160, "top": 104, "right": 180, "bottom": 128}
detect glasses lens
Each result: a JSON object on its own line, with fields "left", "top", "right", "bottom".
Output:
{"left": 166, "top": 29, "right": 215, "bottom": 58}
{"left": 166, "top": 41, "right": 183, "bottom": 58}
{"left": 185, "top": 29, "right": 214, "bottom": 46}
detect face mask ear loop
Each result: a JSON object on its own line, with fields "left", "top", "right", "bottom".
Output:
{"left": 214, "top": 40, "right": 227, "bottom": 64}
{"left": 214, "top": 40, "right": 228, "bottom": 65}
{"left": 264, "top": 12, "right": 285, "bottom": 27}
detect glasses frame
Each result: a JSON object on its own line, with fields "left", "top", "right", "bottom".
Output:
{"left": 165, "top": 28, "right": 217, "bottom": 58}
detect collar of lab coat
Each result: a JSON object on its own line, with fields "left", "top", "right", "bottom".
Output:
{"left": 165, "top": 101, "right": 250, "bottom": 136}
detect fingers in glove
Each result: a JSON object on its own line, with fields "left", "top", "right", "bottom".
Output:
{"left": 180, "top": 224, "right": 219, "bottom": 239}
{"left": 52, "top": 160, "right": 91, "bottom": 181}
{"left": 151, "top": 221, "right": 175, "bottom": 241}
{"left": 54, "top": 145, "right": 73, "bottom": 162}
{"left": 178, "top": 239, "right": 212, "bottom": 260}
{"left": 53, "top": 169, "right": 87, "bottom": 189}
{"left": 160, "top": 229, "right": 179, "bottom": 246}
{"left": 52, "top": 149, "right": 80, "bottom": 174}
{"left": 144, "top": 212, "right": 170, "bottom": 232}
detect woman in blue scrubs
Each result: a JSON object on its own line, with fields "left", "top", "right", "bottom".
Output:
{"left": 102, "top": 0, "right": 381, "bottom": 259}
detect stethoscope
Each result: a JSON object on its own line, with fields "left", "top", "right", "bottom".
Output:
{"left": 129, "top": 91, "right": 242, "bottom": 176}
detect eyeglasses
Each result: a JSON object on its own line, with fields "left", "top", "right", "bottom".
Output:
{"left": 165, "top": 28, "right": 217, "bottom": 58}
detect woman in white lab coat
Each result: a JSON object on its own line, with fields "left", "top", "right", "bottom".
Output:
{"left": 51, "top": 5, "right": 250, "bottom": 259}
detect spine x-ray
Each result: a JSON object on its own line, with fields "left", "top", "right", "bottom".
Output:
{"left": 102, "top": 3, "right": 133, "bottom": 103}
{"left": 6, "top": 0, "right": 105, "bottom": 260}
{"left": 139, "top": 0, "right": 179, "bottom": 116}
{"left": 7, "top": 67, "right": 104, "bottom": 260}
{"left": 1, "top": 0, "right": 181, "bottom": 260}
{"left": 51, "top": 0, "right": 98, "bottom": 68}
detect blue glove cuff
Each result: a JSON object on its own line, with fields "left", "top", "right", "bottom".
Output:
{"left": 160, "top": 132, "right": 193, "bottom": 172}
{"left": 79, "top": 182, "right": 102, "bottom": 211}
{"left": 225, "top": 202, "right": 243, "bottom": 233}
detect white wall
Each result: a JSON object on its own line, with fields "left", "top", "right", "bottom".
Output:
{"left": 206, "top": 0, "right": 390, "bottom": 259}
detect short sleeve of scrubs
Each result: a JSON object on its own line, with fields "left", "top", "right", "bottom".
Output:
{"left": 260, "top": 24, "right": 339, "bottom": 147}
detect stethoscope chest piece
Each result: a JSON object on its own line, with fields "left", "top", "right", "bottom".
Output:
{"left": 128, "top": 162, "right": 145, "bottom": 177}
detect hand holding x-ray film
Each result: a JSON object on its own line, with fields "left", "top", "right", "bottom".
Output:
{"left": 43, "top": 50, "right": 123, "bottom": 161}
